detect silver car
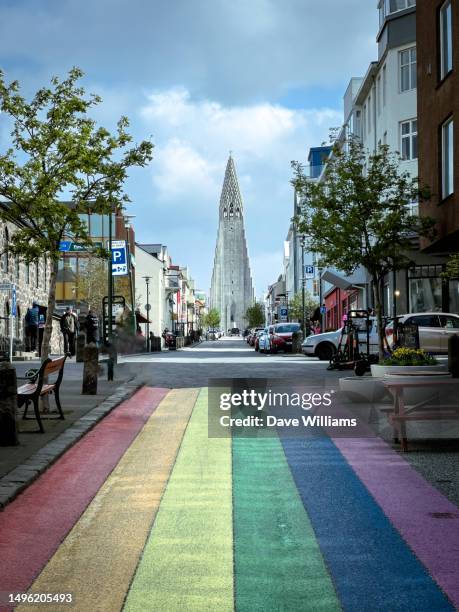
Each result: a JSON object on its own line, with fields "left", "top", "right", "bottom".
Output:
{"left": 391, "top": 312, "right": 459, "bottom": 354}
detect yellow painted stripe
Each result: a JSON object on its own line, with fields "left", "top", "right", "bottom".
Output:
{"left": 18, "top": 388, "right": 199, "bottom": 612}
{"left": 124, "top": 388, "right": 233, "bottom": 612}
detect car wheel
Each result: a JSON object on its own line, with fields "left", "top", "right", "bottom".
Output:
{"left": 316, "top": 343, "right": 335, "bottom": 361}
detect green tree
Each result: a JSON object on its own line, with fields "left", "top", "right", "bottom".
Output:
{"left": 245, "top": 302, "right": 265, "bottom": 328}
{"left": 0, "top": 68, "right": 153, "bottom": 359}
{"left": 292, "top": 136, "right": 434, "bottom": 358}
{"left": 288, "top": 291, "right": 318, "bottom": 323}
{"left": 204, "top": 308, "right": 221, "bottom": 329}
{"left": 443, "top": 253, "right": 459, "bottom": 279}
{"left": 75, "top": 258, "right": 107, "bottom": 318}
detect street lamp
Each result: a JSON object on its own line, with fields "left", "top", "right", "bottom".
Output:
{"left": 300, "top": 235, "right": 306, "bottom": 336}
{"left": 143, "top": 276, "right": 151, "bottom": 351}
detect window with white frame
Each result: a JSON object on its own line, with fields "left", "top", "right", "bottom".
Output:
{"left": 399, "top": 47, "right": 416, "bottom": 92}
{"left": 400, "top": 119, "right": 417, "bottom": 160}
{"left": 377, "top": 76, "right": 381, "bottom": 116}
{"left": 367, "top": 96, "right": 372, "bottom": 133}
{"left": 382, "top": 65, "right": 387, "bottom": 106}
{"left": 442, "top": 117, "right": 454, "bottom": 198}
{"left": 440, "top": 0, "right": 452, "bottom": 80}
{"left": 362, "top": 105, "right": 367, "bottom": 139}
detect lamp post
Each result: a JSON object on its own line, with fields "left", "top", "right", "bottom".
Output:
{"left": 107, "top": 208, "right": 113, "bottom": 343}
{"left": 123, "top": 215, "right": 136, "bottom": 336}
{"left": 143, "top": 276, "right": 151, "bottom": 351}
{"left": 300, "top": 235, "right": 306, "bottom": 336}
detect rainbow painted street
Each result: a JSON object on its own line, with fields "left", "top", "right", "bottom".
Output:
{"left": 1, "top": 386, "right": 458, "bottom": 612}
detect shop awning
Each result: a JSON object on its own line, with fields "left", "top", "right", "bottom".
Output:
{"left": 135, "top": 311, "right": 151, "bottom": 324}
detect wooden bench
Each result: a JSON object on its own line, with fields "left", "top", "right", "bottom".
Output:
{"left": 17, "top": 356, "right": 67, "bottom": 433}
{"left": 383, "top": 375, "right": 459, "bottom": 451}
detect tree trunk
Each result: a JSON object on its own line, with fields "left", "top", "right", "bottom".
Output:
{"left": 41, "top": 259, "right": 58, "bottom": 363}
{"left": 372, "top": 275, "right": 385, "bottom": 361}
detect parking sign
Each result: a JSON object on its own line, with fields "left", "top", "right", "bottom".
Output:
{"left": 304, "top": 265, "right": 315, "bottom": 279}
{"left": 108, "top": 240, "right": 128, "bottom": 276}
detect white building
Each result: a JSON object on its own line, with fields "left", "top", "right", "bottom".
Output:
{"left": 135, "top": 243, "right": 173, "bottom": 339}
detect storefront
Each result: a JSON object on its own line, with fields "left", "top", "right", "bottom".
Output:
{"left": 407, "top": 265, "right": 459, "bottom": 314}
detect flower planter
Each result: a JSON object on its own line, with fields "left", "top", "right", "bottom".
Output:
{"left": 371, "top": 363, "right": 447, "bottom": 378}
{"left": 339, "top": 376, "right": 390, "bottom": 403}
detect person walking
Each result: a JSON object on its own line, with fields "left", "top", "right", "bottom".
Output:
{"left": 84, "top": 308, "right": 99, "bottom": 345}
{"left": 25, "top": 301, "right": 40, "bottom": 352}
{"left": 60, "top": 306, "right": 79, "bottom": 356}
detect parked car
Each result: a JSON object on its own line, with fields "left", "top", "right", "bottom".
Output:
{"left": 270, "top": 322, "right": 301, "bottom": 353}
{"left": 253, "top": 329, "right": 267, "bottom": 351}
{"left": 230, "top": 327, "right": 240, "bottom": 336}
{"left": 249, "top": 327, "right": 264, "bottom": 346}
{"left": 388, "top": 312, "right": 459, "bottom": 354}
{"left": 302, "top": 317, "right": 380, "bottom": 361}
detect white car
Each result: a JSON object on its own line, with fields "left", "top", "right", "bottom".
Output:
{"left": 302, "top": 317, "right": 380, "bottom": 361}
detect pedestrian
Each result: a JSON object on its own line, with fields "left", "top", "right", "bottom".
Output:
{"left": 25, "top": 301, "right": 40, "bottom": 351}
{"left": 85, "top": 307, "right": 99, "bottom": 345}
{"left": 149, "top": 331, "right": 155, "bottom": 350}
{"left": 60, "top": 306, "right": 79, "bottom": 356}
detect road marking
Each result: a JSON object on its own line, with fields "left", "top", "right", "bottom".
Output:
{"left": 17, "top": 389, "right": 198, "bottom": 612}
{"left": 233, "top": 432, "right": 340, "bottom": 611}
{"left": 124, "top": 388, "right": 233, "bottom": 612}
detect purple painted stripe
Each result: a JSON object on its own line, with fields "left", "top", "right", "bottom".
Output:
{"left": 333, "top": 436, "right": 459, "bottom": 608}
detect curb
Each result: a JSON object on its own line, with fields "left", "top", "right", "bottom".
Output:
{"left": 0, "top": 380, "right": 144, "bottom": 510}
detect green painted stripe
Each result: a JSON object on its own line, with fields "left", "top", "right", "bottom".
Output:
{"left": 124, "top": 388, "right": 233, "bottom": 612}
{"left": 233, "top": 432, "right": 340, "bottom": 612}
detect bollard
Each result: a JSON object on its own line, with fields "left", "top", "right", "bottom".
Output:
{"left": 82, "top": 342, "right": 99, "bottom": 395}
{"left": 291, "top": 330, "right": 304, "bottom": 354}
{"left": 0, "top": 362, "right": 19, "bottom": 446}
{"left": 76, "top": 333, "right": 86, "bottom": 363}
{"left": 448, "top": 334, "right": 459, "bottom": 378}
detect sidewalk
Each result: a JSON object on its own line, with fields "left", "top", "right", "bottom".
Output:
{"left": 0, "top": 358, "right": 140, "bottom": 507}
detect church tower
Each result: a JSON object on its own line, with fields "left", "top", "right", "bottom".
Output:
{"left": 210, "top": 155, "right": 254, "bottom": 332}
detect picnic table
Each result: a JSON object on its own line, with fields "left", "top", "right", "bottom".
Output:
{"left": 383, "top": 372, "right": 459, "bottom": 451}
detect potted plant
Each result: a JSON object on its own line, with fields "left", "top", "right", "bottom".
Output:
{"left": 371, "top": 347, "right": 446, "bottom": 377}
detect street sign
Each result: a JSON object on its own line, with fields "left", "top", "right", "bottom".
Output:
{"left": 320, "top": 305, "right": 326, "bottom": 314}
{"left": 59, "top": 241, "right": 72, "bottom": 252}
{"left": 279, "top": 306, "right": 288, "bottom": 321}
{"left": 108, "top": 240, "right": 128, "bottom": 276}
{"left": 11, "top": 285, "right": 16, "bottom": 317}
{"left": 304, "top": 265, "right": 315, "bottom": 279}
{"left": 145, "top": 304, "right": 151, "bottom": 311}
{"left": 59, "top": 240, "right": 102, "bottom": 252}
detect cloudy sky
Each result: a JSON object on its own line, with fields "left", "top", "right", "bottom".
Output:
{"left": 0, "top": 0, "right": 378, "bottom": 296}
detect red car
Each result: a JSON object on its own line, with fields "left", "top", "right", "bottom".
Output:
{"left": 270, "top": 322, "right": 301, "bottom": 353}
{"left": 249, "top": 327, "right": 264, "bottom": 346}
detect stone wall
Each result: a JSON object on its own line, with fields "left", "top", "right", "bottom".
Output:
{"left": 0, "top": 220, "right": 52, "bottom": 353}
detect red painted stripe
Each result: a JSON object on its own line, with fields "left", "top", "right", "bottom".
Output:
{"left": 0, "top": 386, "right": 168, "bottom": 610}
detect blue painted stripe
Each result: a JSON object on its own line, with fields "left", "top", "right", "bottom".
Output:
{"left": 281, "top": 437, "right": 454, "bottom": 612}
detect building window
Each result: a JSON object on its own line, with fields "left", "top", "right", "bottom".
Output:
{"left": 442, "top": 117, "right": 454, "bottom": 198}
{"left": 26, "top": 261, "right": 30, "bottom": 285}
{"left": 440, "top": 0, "right": 453, "bottom": 80}
{"left": 35, "top": 260, "right": 39, "bottom": 289}
{"left": 15, "top": 254, "right": 20, "bottom": 282}
{"left": 2, "top": 227, "right": 9, "bottom": 273}
{"left": 399, "top": 47, "right": 416, "bottom": 92}
{"left": 400, "top": 119, "right": 418, "bottom": 160}
{"left": 382, "top": 65, "right": 387, "bottom": 106}
{"left": 377, "top": 76, "right": 381, "bottom": 116}
{"left": 367, "top": 96, "right": 372, "bottom": 133}
{"left": 362, "top": 105, "right": 367, "bottom": 139}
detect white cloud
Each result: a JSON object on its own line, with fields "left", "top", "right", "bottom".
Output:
{"left": 138, "top": 87, "right": 342, "bottom": 293}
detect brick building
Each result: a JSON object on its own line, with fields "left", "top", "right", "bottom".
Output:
{"left": 417, "top": 0, "right": 459, "bottom": 313}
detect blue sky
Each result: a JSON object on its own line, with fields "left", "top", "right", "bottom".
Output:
{"left": 0, "top": 0, "right": 378, "bottom": 296}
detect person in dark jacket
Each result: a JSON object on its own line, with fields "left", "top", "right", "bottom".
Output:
{"left": 60, "top": 306, "right": 79, "bottom": 356}
{"left": 25, "top": 301, "right": 40, "bottom": 351}
{"left": 85, "top": 309, "right": 99, "bottom": 345}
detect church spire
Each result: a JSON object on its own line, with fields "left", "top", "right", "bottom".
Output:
{"left": 219, "top": 154, "right": 244, "bottom": 219}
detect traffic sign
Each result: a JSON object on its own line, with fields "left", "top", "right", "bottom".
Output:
{"left": 320, "top": 305, "right": 326, "bottom": 314}
{"left": 108, "top": 240, "right": 128, "bottom": 276}
{"left": 11, "top": 285, "right": 16, "bottom": 317}
{"left": 145, "top": 304, "right": 151, "bottom": 311}
{"left": 304, "top": 265, "right": 315, "bottom": 279}
{"left": 279, "top": 306, "right": 288, "bottom": 321}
